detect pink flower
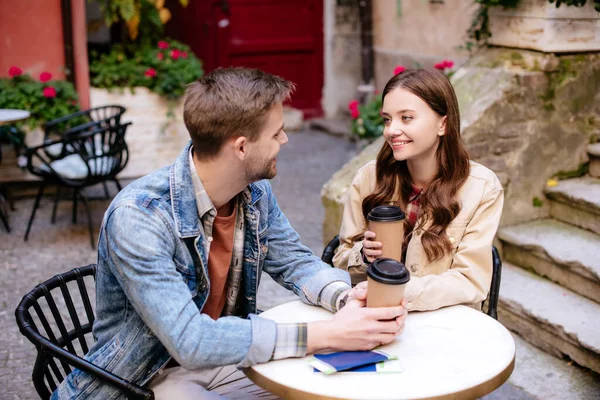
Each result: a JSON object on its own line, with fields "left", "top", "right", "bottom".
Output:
{"left": 348, "top": 100, "right": 359, "bottom": 112}
{"left": 144, "top": 68, "right": 157, "bottom": 78}
{"left": 393, "top": 65, "right": 406, "bottom": 75}
{"left": 157, "top": 52, "right": 164, "bottom": 60}
{"left": 171, "top": 49, "right": 181, "bottom": 60}
{"left": 43, "top": 86, "right": 57, "bottom": 98}
{"left": 443, "top": 59, "right": 454, "bottom": 69}
{"left": 8, "top": 66, "right": 22, "bottom": 77}
{"left": 351, "top": 108, "right": 360, "bottom": 119}
{"left": 434, "top": 62, "right": 446, "bottom": 70}
{"left": 158, "top": 41, "right": 169, "bottom": 49}
{"left": 39, "top": 72, "right": 52, "bottom": 82}
{"left": 181, "top": 51, "right": 188, "bottom": 58}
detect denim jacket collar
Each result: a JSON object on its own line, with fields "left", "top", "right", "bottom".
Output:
{"left": 170, "top": 141, "right": 264, "bottom": 238}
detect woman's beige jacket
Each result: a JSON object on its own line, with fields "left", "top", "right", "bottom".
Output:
{"left": 333, "top": 160, "right": 504, "bottom": 312}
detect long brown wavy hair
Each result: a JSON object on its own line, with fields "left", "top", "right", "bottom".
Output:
{"left": 361, "top": 68, "right": 470, "bottom": 262}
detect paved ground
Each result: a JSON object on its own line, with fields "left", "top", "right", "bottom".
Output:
{"left": 1, "top": 128, "right": 531, "bottom": 398}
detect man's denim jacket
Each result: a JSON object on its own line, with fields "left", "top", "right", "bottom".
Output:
{"left": 53, "top": 142, "right": 350, "bottom": 399}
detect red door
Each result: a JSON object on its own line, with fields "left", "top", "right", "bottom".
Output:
{"left": 167, "top": 0, "right": 324, "bottom": 117}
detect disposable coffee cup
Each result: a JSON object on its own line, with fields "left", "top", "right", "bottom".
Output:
{"left": 367, "top": 205, "right": 405, "bottom": 262}
{"left": 366, "top": 258, "right": 410, "bottom": 308}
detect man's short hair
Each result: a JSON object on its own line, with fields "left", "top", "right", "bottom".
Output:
{"left": 183, "top": 67, "right": 295, "bottom": 159}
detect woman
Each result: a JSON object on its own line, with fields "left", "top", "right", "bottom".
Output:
{"left": 333, "top": 68, "right": 504, "bottom": 312}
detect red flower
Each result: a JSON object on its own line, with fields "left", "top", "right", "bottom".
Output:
{"left": 144, "top": 68, "right": 157, "bottom": 78}
{"left": 39, "top": 72, "right": 52, "bottom": 82}
{"left": 181, "top": 51, "right": 188, "bottom": 58}
{"left": 434, "top": 62, "right": 446, "bottom": 70}
{"left": 348, "top": 100, "right": 359, "bottom": 112}
{"left": 157, "top": 52, "right": 164, "bottom": 60}
{"left": 43, "top": 86, "right": 57, "bottom": 98}
{"left": 171, "top": 49, "right": 181, "bottom": 60}
{"left": 443, "top": 59, "right": 454, "bottom": 69}
{"left": 8, "top": 66, "right": 22, "bottom": 77}
{"left": 158, "top": 41, "right": 169, "bottom": 49}
{"left": 351, "top": 108, "right": 360, "bottom": 119}
{"left": 393, "top": 65, "right": 406, "bottom": 75}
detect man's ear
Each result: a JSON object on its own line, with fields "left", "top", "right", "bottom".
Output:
{"left": 233, "top": 136, "right": 247, "bottom": 160}
{"left": 438, "top": 116, "right": 447, "bottom": 137}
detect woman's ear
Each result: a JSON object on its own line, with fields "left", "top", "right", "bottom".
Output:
{"left": 438, "top": 116, "right": 447, "bottom": 137}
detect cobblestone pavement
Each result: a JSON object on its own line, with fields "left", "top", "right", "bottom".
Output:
{"left": 0, "top": 128, "right": 529, "bottom": 399}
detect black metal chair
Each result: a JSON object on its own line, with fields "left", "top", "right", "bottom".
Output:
{"left": 42, "top": 105, "right": 126, "bottom": 198}
{"left": 15, "top": 264, "right": 154, "bottom": 399}
{"left": 43, "top": 105, "right": 125, "bottom": 143}
{"left": 24, "top": 123, "right": 131, "bottom": 249}
{"left": 321, "top": 235, "right": 502, "bottom": 320}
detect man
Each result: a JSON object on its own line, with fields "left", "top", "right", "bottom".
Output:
{"left": 53, "top": 68, "right": 407, "bottom": 399}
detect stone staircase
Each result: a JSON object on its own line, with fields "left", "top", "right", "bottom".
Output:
{"left": 497, "top": 146, "right": 600, "bottom": 379}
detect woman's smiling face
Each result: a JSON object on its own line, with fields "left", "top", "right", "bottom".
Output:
{"left": 382, "top": 87, "right": 446, "bottom": 162}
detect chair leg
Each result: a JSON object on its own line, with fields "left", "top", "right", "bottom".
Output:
{"left": 72, "top": 190, "right": 78, "bottom": 224}
{"left": 51, "top": 186, "right": 61, "bottom": 224}
{"left": 102, "top": 181, "right": 110, "bottom": 199}
{"left": 24, "top": 183, "right": 45, "bottom": 241}
{"left": 114, "top": 179, "right": 122, "bottom": 192}
{"left": 78, "top": 190, "right": 95, "bottom": 250}
{"left": 0, "top": 202, "right": 10, "bottom": 233}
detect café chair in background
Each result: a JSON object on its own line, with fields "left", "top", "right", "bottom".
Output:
{"left": 24, "top": 123, "right": 131, "bottom": 249}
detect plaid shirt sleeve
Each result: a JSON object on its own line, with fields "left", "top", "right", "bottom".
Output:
{"left": 270, "top": 281, "right": 350, "bottom": 360}
{"left": 271, "top": 323, "right": 308, "bottom": 360}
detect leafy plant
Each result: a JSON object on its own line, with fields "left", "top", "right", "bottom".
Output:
{"left": 0, "top": 68, "right": 80, "bottom": 130}
{"left": 89, "top": 39, "right": 203, "bottom": 100}
{"left": 92, "top": 0, "right": 191, "bottom": 45}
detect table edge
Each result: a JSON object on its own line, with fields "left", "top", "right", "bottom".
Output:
{"left": 244, "top": 349, "right": 516, "bottom": 400}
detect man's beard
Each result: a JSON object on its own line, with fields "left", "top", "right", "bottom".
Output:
{"left": 245, "top": 157, "right": 276, "bottom": 182}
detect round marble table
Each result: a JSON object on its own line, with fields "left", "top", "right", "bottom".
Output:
{"left": 0, "top": 109, "right": 30, "bottom": 126}
{"left": 245, "top": 301, "right": 515, "bottom": 400}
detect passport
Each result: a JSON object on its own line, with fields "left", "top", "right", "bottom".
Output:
{"left": 308, "top": 350, "right": 398, "bottom": 375}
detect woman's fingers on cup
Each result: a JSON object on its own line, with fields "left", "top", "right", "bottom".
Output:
{"left": 364, "top": 230, "right": 376, "bottom": 239}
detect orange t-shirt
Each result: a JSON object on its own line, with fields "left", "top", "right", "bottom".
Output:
{"left": 202, "top": 207, "right": 236, "bottom": 320}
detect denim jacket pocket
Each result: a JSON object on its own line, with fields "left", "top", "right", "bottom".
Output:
{"left": 174, "top": 259, "right": 199, "bottom": 297}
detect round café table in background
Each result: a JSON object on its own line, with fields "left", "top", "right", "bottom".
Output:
{"left": 245, "top": 301, "right": 515, "bottom": 400}
{"left": 0, "top": 109, "right": 31, "bottom": 126}
{"left": 0, "top": 109, "right": 31, "bottom": 232}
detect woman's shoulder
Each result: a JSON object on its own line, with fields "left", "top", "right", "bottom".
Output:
{"left": 466, "top": 160, "right": 503, "bottom": 194}
{"left": 352, "top": 160, "right": 377, "bottom": 182}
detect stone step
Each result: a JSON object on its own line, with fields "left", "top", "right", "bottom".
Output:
{"left": 505, "top": 333, "right": 600, "bottom": 400}
{"left": 544, "top": 176, "right": 600, "bottom": 235}
{"left": 498, "top": 263, "right": 600, "bottom": 374}
{"left": 498, "top": 219, "right": 600, "bottom": 304}
{"left": 588, "top": 143, "right": 600, "bottom": 178}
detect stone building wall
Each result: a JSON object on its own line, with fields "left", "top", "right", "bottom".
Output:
{"left": 372, "top": 0, "right": 475, "bottom": 89}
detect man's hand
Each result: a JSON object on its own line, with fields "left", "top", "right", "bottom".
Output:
{"left": 307, "top": 298, "right": 408, "bottom": 354}
{"left": 337, "top": 281, "right": 368, "bottom": 310}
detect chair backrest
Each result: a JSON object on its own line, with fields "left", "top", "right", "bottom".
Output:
{"left": 27, "top": 123, "right": 131, "bottom": 187}
{"left": 43, "top": 105, "right": 126, "bottom": 142}
{"left": 15, "top": 265, "right": 153, "bottom": 399}
{"left": 15, "top": 265, "right": 97, "bottom": 398}
{"left": 320, "top": 235, "right": 502, "bottom": 320}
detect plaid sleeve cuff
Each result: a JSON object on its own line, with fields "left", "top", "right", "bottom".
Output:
{"left": 271, "top": 323, "right": 307, "bottom": 360}
{"left": 318, "top": 281, "right": 351, "bottom": 313}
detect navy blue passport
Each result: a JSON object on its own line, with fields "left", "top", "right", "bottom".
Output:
{"left": 308, "top": 350, "right": 396, "bottom": 375}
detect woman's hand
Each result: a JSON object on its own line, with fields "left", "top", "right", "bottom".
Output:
{"left": 362, "top": 230, "right": 382, "bottom": 263}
